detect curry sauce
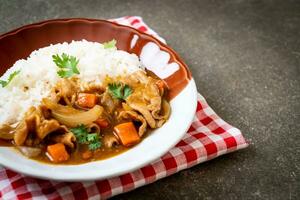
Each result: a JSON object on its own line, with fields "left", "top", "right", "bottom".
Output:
{"left": 0, "top": 71, "right": 170, "bottom": 165}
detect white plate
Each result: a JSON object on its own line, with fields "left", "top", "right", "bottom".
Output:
{"left": 0, "top": 79, "right": 197, "bottom": 181}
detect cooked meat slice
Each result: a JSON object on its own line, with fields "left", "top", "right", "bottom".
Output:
{"left": 122, "top": 102, "right": 133, "bottom": 111}
{"left": 23, "top": 106, "right": 61, "bottom": 140}
{"left": 14, "top": 106, "right": 62, "bottom": 145}
{"left": 81, "top": 81, "right": 105, "bottom": 93}
{"left": 156, "top": 119, "right": 165, "bottom": 128}
{"left": 126, "top": 102, "right": 156, "bottom": 129}
{"left": 129, "top": 70, "right": 149, "bottom": 84}
{"left": 87, "top": 123, "right": 100, "bottom": 134}
{"left": 36, "top": 119, "right": 60, "bottom": 140}
{"left": 124, "top": 71, "right": 168, "bottom": 129}
{"left": 0, "top": 124, "right": 14, "bottom": 140}
{"left": 60, "top": 78, "right": 77, "bottom": 98}
{"left": 39, "top": 105, "right": 52, "bottom": 119}
{"left": 100, "top": 91, "right": 120, "bottom": 114}
{"left": 118, "top": 110, "right": 147, "bottom": 136}
{"left": 148, "top": 96, "right": 161, "bottom": 113}
{"left": 14, "top": 120, "right": 29, "bottom": 146}
{"left": 103, "top": 134, "right": 120, "bottom": 148}
{"left": 14, "top": 107, "right": 36, "bottom": 145}
{"left": 152, "top": 99, "right": 171, "bottom": 120}
{"left": 128, "top": 71, "right": 161, "bottom": 102}
{"left": 52, "top": 130, "right": 76, "bottom": 148}
{"left": 53, "top": 78, "right": 78, "bottom": 105}
{"left": 126, "top": 71, "right": 160, "bottom": 101}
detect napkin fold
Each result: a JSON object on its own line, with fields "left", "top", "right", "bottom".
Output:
{"left": 0, "top": 16, "right": 248, "bottom": 200}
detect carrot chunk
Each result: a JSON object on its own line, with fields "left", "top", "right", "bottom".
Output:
{"left": 95, "top": 118, "right": 109, "bottom": 128}
{"left": 47, "top": 143, "right": 69, "bottom": 163}
{"left": 114, "top": 122, "right": 140, "bottom": 147}
{"left": 77, "top": 93, "right": 97, "bottom": 108}
{"left": 82, "top": 150, "right": 92, "bottom": 160}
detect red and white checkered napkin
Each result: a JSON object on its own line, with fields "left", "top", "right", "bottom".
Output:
{"left": 0, "top": 16, "right": 248, "bottom": 199}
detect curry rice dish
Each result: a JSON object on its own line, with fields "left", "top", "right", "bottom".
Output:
{"left": 0, "top": 40, "right": 170, "bottom": 164}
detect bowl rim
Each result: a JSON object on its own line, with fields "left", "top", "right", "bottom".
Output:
{"left": 0, "top": 18, "right": 191, "bottom": 82}
{"left": 0, "top": 18, "right": 197, "bottom": 180}
{"left": 0, "top": 79, "right": 197, "bottom": 181}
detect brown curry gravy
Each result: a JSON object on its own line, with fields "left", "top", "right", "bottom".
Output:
{"left": 0, "top": 19, "right": 190, "bottom": 164}
{"left": 0, "top": 72, "right": 166, "bottom": 165}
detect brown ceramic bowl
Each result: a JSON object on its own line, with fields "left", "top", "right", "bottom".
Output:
{"left": 0, "top": 18, "right": 197, "bottom": 180}
{"left": 0, "top": 18, "right": 191, "bottom": 99}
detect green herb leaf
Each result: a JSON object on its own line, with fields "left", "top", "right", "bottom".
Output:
{"left": 52, "top": 53, "right": 80, "bottom": 78}
{"left": 87, "top": 133, "right": 101, "bottom": 151}
{"left": 0, "top": 80, "right": 7, "bottom": 87}
{"left": 71, "top": 125, "right": 101, "bottom": 151}
{"left": 88, "top": 141, "right": 101, "bottom": 151}
{"left": 103, "top": 39, "right": 116, "bottom": 49}
{"left": 70, "top": 124, "right": 88, "bottom": 144}
{"left": 0, "top": 70, "right": 20, "bottom": 88}
{"left": 108, "top": 83, "right": 123, "bottom": 99}
{"left": 87, "top": 133, "right": 98, "bottom": 142}
{"left": 123, "top": 85, "right": 133, "bottom": 99}
{"left": 108, "top": 83, "right": 133, "bottom": 100}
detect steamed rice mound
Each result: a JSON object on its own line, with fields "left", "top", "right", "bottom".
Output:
{"left": 0, "top": 40, "right": 143, "bottom": 125}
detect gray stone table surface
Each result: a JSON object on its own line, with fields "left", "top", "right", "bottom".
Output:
{"left": 0, "top": 0, "right": 299, "bottom": 199}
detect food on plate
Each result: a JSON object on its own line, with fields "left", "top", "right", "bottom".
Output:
{"left": 0, "top": 40, "right": 170, "bottom": 164}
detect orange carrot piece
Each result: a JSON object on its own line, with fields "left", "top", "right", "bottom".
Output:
{"left": 114, "top": 122, "right": 140, "bottom": 147}
{"left": 77, "top": 93, "right": 97, "bottom": 108}
{"left": 95, "top": 118, "right": 109, "bottom": 128}
{"left": 47, "top": 143, "right": 69, "bottom": 163}
{"left": 82, "top": 150, "right": 92, "bottom": 160}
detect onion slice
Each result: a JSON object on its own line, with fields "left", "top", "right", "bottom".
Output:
{"left": 42, "top": 98, "right": 104, "bottom": 127}
{"left": 17, "top": 146, "right": 41, "bottom": 158}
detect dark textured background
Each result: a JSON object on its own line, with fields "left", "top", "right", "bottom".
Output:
{"left": 1, "top": 0, "right": 299, "bottom": 199}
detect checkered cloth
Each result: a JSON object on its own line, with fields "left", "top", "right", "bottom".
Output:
{"left": 0, "top": 16, "right": 248, "bottom": 199}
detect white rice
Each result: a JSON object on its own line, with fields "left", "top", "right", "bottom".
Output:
{"left": 0, "top": 40, "right": 143, "bottom": 125}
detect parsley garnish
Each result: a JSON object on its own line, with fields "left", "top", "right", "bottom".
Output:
{"left": 70, "top": 125, "right": 101, "bottom": 151}
{"left": 103, "top": 39, "right": 116, "bottom": 49}
{"left": 108, "top": 83, "right": 132, "bottom": 100}
{"left": 87, "top": 133, "right": 101, "bottom": 151}
{"left": 70, "top": 124, "right": 88, "bottom": 144}
{"left": 108, "top": 83, "right": 123, "bottom": 99}
{"left": 0, "top": 70, "right": 20, "bottom": 88}
{"left": 123, "top": 85, "right": 133, "bottom": 99}
{"left": 52, "top": 53, "right": 80, "bottom": 78}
